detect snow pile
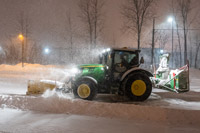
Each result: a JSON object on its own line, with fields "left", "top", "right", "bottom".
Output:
{"left": 189, "top": 69, "right": 200, "bottom": 92}
{"left": 0, "top": 63, "right": 73, "bottom": 94}
{"left": 0, "top": 94, "right": 200, "bottom": 126}
{"left": 163, "top": 99, "right": 200, "bottom": 110}
{"left": 42, "top": 89, "right": 74, "bottom": 99}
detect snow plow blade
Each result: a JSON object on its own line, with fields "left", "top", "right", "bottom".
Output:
{"left": 26, "top": 80, "right": 65, "bottom": 95}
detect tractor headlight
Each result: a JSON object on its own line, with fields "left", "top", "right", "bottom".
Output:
{"left": 71, "top": 68, "right": 81, "bottom": 74}
{"left": 102, "top": 48, "right": 111, "bottom": 53}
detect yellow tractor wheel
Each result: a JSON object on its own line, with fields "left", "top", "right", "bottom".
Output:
{"left": 122, "top": 72, "right": 152, "bottom": 101}
{"left": 73, "top": 80, "right": 97, "bottom": 100}
{"left": 77, "top": 84, "right": 91, "bottom": 99}
{"left": 131, "top": 80, "right": 147, "bottom": 96}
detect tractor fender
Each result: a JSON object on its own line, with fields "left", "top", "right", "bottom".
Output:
{"left": 120, "top": 68, "right": 153, "bottom": 82}
{"left": 76, "top": 76, "right": 98, "bottom": 85}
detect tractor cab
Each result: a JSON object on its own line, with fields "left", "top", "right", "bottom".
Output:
{"left": 98, "top": 48, "right": 146, "bottom": 93}
{"left": 100, "top": 48, "right": 144, "bottom": 77}
{"left": 100, "top": 48, "right": 142, "bottom": 73}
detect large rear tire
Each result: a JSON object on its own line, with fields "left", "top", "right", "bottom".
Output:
{"left": 73, "top": 80, "right": 97, "bottom": 100}
{"left": 121, "top": 72, "right": 152, "bottom": 101}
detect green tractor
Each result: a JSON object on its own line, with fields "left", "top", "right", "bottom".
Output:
{"left": 72, "top": 48, "right": 153, "bottom": 101}
{"left": 27, "top": 47, "right": 190, "bottom": 101}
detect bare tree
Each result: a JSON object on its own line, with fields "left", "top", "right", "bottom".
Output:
{"left": 78, "top": 0, "right": 105, "bottom": 49}
{"left": 112, "top": 32, "right": 117, "bottom": 47}
{"left": 155, "top": 30, "right": 170, "bottom": 50}
{"left": 121, "top": 0, "right": 156, "bottom": 49}
{"left": 170, "top": 0, "right": 183, "bottom": 67}
{"left": 175, "top": 21, "right": 183, "bottom": 67}
{"left": 194, "top": 35, "right": 200, "bottom": 68}
{"left": 64, "top": 9, "right": 76, "bottom": 63}
{"left": 4, "top": 35, "right": 20, "bottom": 64}
{"left": 189, "top": 33, "right": 194, "bottom": 67}
{"left": 16, "top": 11, "right": 31, "bottom": 63}
{"left": 177, "top": 0, "right": 193, "bottom": 65}
{"left": 28, "top": 41, "right": 42, "bottom": 64}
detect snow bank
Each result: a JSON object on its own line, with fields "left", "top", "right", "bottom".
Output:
{"left": 0, "top": 94, "right": 200, "bottom": 127}
{"left": 0, "top": 63, "right": 73, "bottom": 94}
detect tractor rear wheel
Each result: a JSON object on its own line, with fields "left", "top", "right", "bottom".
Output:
{"left": 122, "top": 72, "right": 152, "bottom": 101}
{"left": 73, "top": 80, "right": 97, "bottom": 100}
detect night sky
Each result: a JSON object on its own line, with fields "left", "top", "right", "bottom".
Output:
{"left": 0, "top": 0, "right": 198, "bottom": 49}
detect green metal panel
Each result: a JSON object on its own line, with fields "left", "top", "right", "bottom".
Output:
{"left": 77, "top": 64, "right": 105, "bottom": 83}
{"left": 169, "top": 74, "right": 180, "bottom": 90}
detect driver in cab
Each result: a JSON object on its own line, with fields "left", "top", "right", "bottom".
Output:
{"left": 120, "top": 53, "right": 138, "bottom": 68}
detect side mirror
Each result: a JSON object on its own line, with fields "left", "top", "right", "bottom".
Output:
{"left": 99, "top": 55, "right": 103, "bottom": 64}
{"left": 111, "top": 53, "right": 114, "bottom": 59}
{"left": 140, "top": 57, "right": 144, "bottom": 64}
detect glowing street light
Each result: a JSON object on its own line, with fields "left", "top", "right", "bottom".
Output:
{"left": 44, "top": 48, "right": 50, "bottom": 54}
{"left": 160, "top": 49, "right": 164, "bottom": 54}
{"left": 18, "top": 34, "right": 25, "bottom": 67}
{"left": 167, "top": 17, "right": 173, "bottom": 23}
{"left": 18, "top": 34, "right": 24, "bottom": 41}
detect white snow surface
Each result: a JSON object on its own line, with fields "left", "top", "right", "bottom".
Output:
{"left": 0, "top": 63, "right": 200, "bottom": 132}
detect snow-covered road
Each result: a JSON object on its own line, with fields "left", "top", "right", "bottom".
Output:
{"left": 0, "top": 108, "right": 199, "bottom": 133}
{"left": 0, "top": 64, "right": 200, "bottom": 132}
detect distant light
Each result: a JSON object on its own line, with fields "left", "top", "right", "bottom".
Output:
{"left": 102, "top": 48, "right": 111, "bottom": 53}
{"left": 44, "top": 48, "right": 50, "bottom": 54}
{"left": 160, "top": 49, "right": 164, "bottom": 54}
{"left": 18, "top": 34, "right": 24, "bottom": 41}
{"left": 106, "top": 48, "right": 111, "bottom": 52}
{"left": 0, "top": 46, "right": 3, "bottom": 54}
{"left": 168, "top": 17, "right": 173, "bottom": 23}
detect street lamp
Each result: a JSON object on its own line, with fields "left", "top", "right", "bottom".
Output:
{"left": 43, "top": 48, "right": 50, "bottom": 64}
{"left": 168, "top": 17, "right": 173, "bottom": 23}
{"left": 44, "top": 48, "right": 50, "bottom": 54}
{"left": 160, "top": 49, "right": 164, "bottom": 54}
{"left": 18, "top": 34, "right": 24, "bottom": 67}
{"left": 168, "top": 16, "right": 174, "bottom": 68}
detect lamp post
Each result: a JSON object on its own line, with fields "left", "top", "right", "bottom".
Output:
{"left": 168, "top": 17, "right": 174, "bottom": 68}
{"left": 43, "top": 48, "right": 50, "bottom": 64}
{"left": 18, "top": 34, "right": 24, "bottom": 67}
{"left": 151, "top": 18, "right": 155, "bottom": 67}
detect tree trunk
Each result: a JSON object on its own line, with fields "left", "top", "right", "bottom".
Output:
{"left": 195, "top": 43, "right": 200, "bottom": 68}
{"left": 176, "top": 24, "right": 182, "bottom": 67}
{"left": 151, "top": 18, "right": 155, "bottom": 66}
{"left": 183, "top": 23, "right": 187, "bottom": 65}
{"left": 94, "top": 0, "right": 98, "bottom": 48}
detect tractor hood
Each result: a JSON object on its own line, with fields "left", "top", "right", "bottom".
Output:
{"left": 76, "top": 64, "right": 105, "bottom": 83}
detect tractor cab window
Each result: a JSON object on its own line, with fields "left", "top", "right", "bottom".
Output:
{"left": 114, "top": 51, "right": 138, "bottom": 73}
{"left": 101, "top": 52, "right": 112, "bottom": 68}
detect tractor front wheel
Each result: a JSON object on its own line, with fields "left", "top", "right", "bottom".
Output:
{"left": 73, "top": 80, "right": 97, "bottom": 100}
{"left": 122, "top": 72, "right": 152, "bottom": 101}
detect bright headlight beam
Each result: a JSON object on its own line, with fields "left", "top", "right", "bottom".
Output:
{"left": 106, "top": 48, "right": 111, "bottom": 52}
{"left": 71, "top": 68, "right": 80, "bottom": 74}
